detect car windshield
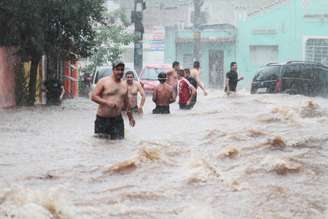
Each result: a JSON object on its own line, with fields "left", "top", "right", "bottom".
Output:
{"left": 94, "top": 67, "right": 112, "bottom": 83}
{"left": 141, "top": 67, "right": 169, "bottom": 80}
{"left": 253, "top": 65, "right": 281, "bottom": 81}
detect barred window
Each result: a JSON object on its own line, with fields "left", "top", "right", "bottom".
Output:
{"left": 305, "top": 38, "right": 328, "bottom": 66}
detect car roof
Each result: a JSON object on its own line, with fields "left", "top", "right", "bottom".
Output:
{"left": 264, "top": 61, "right": 328, "bottom": 68}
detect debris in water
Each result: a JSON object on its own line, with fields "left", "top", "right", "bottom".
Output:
{"left": 271, "top": 159, "right": 303, "bottom": 175}
{"left": 231, "top": 180, "right": 241, "bottom": 192}
{"left": 269, "top": 136, "right": 286, "bottom": 149}
{"left": 138, "top": 147, "right": 161, "bottom": 161}
{"left": 300, "top": 100, "right": 322, "bottom": 118}
{"left": 103, "top": 160, "right": 138, "bottom": 175}
{"left": 260, "top": 156, "right": 302, "bottom": 175}
{"left": 257, "top": 136, "right": 286, "bottom": 149}
{"left": 218, "top": 147, "right": 239, "bottom": 159}
{"left": 247, "top": 128, "right": 269, "bottom": 137}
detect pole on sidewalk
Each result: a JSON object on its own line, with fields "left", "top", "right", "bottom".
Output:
{"left": 132, "top": 0, "right": 145, "bottom": 75}
{"left": 192, "top": 0, "right": 204, "bottom": 62}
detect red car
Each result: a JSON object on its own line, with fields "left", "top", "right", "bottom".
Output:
{"left": 139, "top": 64, "right": 172, "bottom": 93}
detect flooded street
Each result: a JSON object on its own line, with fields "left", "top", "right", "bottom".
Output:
{"left": 1, "top": 90, "right": 328, "bottom": 219}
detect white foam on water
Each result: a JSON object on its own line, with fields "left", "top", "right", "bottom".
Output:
{"left": 0, "top": 187, "right": 81, "bottom": 219}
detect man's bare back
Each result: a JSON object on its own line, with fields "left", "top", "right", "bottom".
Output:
{"left": 153, "top": 83, "right": 174, "bottom": 106}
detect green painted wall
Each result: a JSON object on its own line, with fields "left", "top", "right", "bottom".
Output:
{"left": 165, "top": 0, "right": 328, "bottom": 88}
{"left": 237, "top": 0, "right": 328, "bottom": 86}
{"left": 164, "top": 27, "right": 177, "bottom": 65}
{"left": 165, "top": 28, "right": 236, "bottom": 86}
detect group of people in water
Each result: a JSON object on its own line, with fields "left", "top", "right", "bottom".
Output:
{"left": 91, "top": 60, "right": 243, "bottom": 140}
{"left": 152, "top": 61, "right": 208, "bottom": 114}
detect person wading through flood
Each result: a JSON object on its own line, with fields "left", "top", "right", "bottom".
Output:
{"left": 152, "top": 72, "right": 175, "bottom": 114}
{"left": 225, "top": 62, "right": 244, "bottom": 95}
{"left": 185, "top": 68, "right": 198, "bottom": 108}
{"left": 125, "top": 71, "right": 146, "bottom": 114}
{"left": 91, "top": 61, "right": 135, "bottom": 140}
{"left": 167, "top": 61, "right": 180, "bottom": 100}
{"left": 177, "top": 69, "right": 197, "bottom": 110}
{"left": 190, "top": 61, "right": 208, "bottom": 97}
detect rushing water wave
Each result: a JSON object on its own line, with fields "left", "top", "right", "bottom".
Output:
{"left": 1, "top": 90, "right": 328, "bottom": 219}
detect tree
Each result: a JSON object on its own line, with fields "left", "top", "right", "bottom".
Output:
{"left": 83, "top": 10, "right": 134, "bottom": 74}
{"left": 0, "top": 0, "right": 105, "bottom": 105}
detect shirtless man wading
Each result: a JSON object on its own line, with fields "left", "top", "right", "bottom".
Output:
{"left": 152, "top": 72, "right": 175, "bottom": 114}
{"left": 91, "top": 61, "right": 135, "bottom": 140}
{"left": 190, "top": 61, "right": 208, "bottom": 96}
{"left": 166, "top": 61, "right": 180, "bottom": 99}
{"left": 125, "top": 71, "right": 146, "bottom": 114}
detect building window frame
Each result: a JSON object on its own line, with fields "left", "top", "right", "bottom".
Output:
{"left": 303, "top": 36, "right": 328, "bottom": 66}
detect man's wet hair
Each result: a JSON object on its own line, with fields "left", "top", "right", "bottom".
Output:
{"left": 172, "top": 61, "right": 180, "bottom": 68}
{"left": 177, "top": 69, "right": 185, "bottom": 77}
{"left": 158, "top": 72, "right": 167, "bottom": 84}
{"left": 184, "top": 68, "right": 191, "bottom": 76}
{"left": 230, "top": 62, "right": 237, "bottom": 68}
{"left": 125, "top": 71, "right": 134, "bottom": 78}
{"left": 193, "top": 61, "right": 200, "bottom": 69}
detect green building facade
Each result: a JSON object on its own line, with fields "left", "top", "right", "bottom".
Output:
{"left": 164, "top": 0, "right": 328, "bottom": 88}
{"left": 165, "top": 24, "right": 237, "bottom": 88}
{"left": 237, "top": 0, "right": 328, "bottom": 86}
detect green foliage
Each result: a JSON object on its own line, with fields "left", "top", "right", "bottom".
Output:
{"left": 0, "top": 0, "right": 105, "bottom": 60}
{"left": 0, "top": 0, "right": 106, "bottom": 105}
{"left": 84, "top": 10, "right": 134, "bottom": 73}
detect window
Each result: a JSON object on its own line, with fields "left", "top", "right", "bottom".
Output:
{"left": 301, "top": 64, "right": 314, "bottom": 80}
{"left": 254, "top": 65, "right": 281, "bottom": 81}
{"left": 282, "top": 64, "right": 303, "bottom": 78}
{"left": 305, "top": 38, "right": 328, "bottom": 66}
{"left": 319, "top": 67, "right": 328, "bottom": 81}
{"left": 183, "top": 54, "right": 193, "bottom": 69}
{"left": 250, "top": 45, "right": 279, "bottom": 66}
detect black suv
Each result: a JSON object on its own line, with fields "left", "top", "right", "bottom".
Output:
{"left": 251, "top": 61, "right": 328, "bottom": 97}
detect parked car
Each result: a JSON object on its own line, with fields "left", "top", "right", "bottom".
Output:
{"left": 91, "top": 66, "right": 138, "bottom": 90}
{"left": 251, "top": 61, "right": 328, "bottom": 97}
{"left": 91, "top": 66, "right": 111, "bottom": 90}
{"left": 139, "top": 64, "right": 172, "bottom": 93}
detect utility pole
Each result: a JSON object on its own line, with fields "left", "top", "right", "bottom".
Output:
{"left": 192, "top": 0, "right": 204, "bottom": 62}
{"left": 131, "top": 0, "right": 146, "bottom": 74}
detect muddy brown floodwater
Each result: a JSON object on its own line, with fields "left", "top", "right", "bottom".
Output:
{"left": 1, "top": 90, "right": 328, "bottom": 219}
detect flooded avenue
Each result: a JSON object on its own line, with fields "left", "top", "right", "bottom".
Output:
{"left": 1, "top": 91, "right": 328, "bottom": 219}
